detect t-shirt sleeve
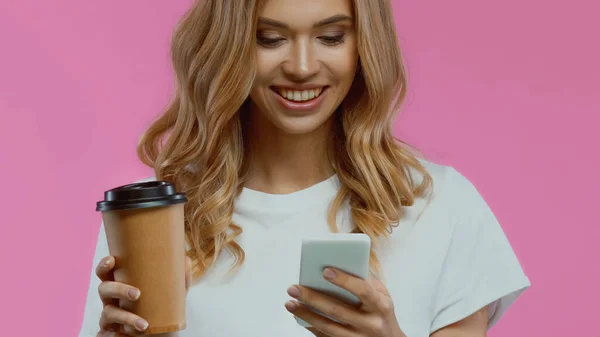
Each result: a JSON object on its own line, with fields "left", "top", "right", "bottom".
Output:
{"left": 429, "top": 168, "right": 531, "bottom": 333}
{"left": 78, "top": 222, "right": 111, "bottom": 337}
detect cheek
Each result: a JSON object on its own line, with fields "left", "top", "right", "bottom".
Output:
{"left": 254, "top": 50, "right": 283, "bottom": 84}
{"left": 250, "top": 52, "right": 274, "bottom": 104}
{"left": 326, "top": 44, "right": 359, "bottom": 87}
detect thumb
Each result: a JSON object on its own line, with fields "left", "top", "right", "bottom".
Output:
{"left": 368, "top": 274, "right": 390, "bottom": 296}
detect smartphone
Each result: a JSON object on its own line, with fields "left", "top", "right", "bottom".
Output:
{"left": 295, "top": 233, "right": 371, "bottom": 328}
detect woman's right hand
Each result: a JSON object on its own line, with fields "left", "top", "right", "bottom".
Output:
{"left": 95, "top": 255, "right": 193, "bottom": 337}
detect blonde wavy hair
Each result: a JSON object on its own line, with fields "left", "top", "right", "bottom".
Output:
{"left": 137, "top": 0, "right": 432, "bottom": 279}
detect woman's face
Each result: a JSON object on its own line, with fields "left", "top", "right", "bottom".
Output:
{"left": 249, "top": 0, "right": 358, "bottom": 135}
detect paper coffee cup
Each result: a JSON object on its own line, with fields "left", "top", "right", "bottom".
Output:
{"left": 96, "top": 181, "right": 188, "bottom": 334}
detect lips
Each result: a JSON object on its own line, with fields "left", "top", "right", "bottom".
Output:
{"left": 270, "top": 86, "right": 328, "bottom": 111}
{"left": 273, "top": 87, "right": 325, "bottom": 102}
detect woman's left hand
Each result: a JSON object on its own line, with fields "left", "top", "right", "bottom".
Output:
{"left": 285, "top": 268, "right": 407, "bottom": 337}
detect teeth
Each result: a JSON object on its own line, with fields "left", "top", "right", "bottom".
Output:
{"left": 277, "top": 88, "right": 324, "bottom": 102}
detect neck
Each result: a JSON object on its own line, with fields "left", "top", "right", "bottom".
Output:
{"left": 243, "top": 109, "right": 336, "bottom": 194}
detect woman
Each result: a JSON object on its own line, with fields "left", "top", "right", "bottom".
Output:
{"left": 79, "top": 0, "right": 530, "bottom": 336}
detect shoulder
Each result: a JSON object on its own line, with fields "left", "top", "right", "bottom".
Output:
{"left": 418, "top": 157, "right": 477, "bottom": 192}
{"left": 409, "top": 160, "right": 530, "bottom": 333}
{"left": 404, "top": 157, "right": 501, "bottom": 245}
{"left": 413, "top": 157, "right": 485, "bottom": 213}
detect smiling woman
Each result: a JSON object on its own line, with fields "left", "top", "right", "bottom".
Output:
{"left": 250, "top": 1, "right": 358, "bottom": 134}
{"left": 251, "top": 9, "right": 358, "bottom": 128}
{"left": 78, "top": 0, "right": 530, "bottom": 336}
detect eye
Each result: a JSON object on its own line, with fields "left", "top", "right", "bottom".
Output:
{"left": 319, "top": 34, "right": 345, "bottom": 46}
{"left": 257, "top": 32, "right": 285, "bottom": 48}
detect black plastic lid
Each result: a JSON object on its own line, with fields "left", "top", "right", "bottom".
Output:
{"left": 96, "top": 181, "right": 187, "bottom": 212}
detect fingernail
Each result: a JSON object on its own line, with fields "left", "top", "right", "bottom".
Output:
{"left": 103, "top": 257, "right": 111, "bottom": 267}
{"left": 287, "top": 286, "right": 300, "bottom": 298}
{"left": 323, "top": 268, "right": 336, "bottom": 279}
{"left": 128, "top": 288, "right": 141, "bottom": 300}
{"left": 135, "top": 318, "right": 149, "bottom": 331}
{"left": 285, "top": 300, "right": 298, "bottom": 312}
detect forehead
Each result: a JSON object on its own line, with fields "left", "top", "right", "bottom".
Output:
{"left": 259, "top": 0, "right": 353, "bottom": 24}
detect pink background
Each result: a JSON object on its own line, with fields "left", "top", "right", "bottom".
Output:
{"left": 0, "top": 0, "right": 598, "bottom": 336}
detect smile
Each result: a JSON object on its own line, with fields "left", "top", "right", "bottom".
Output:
{"left": 270, "top": 86, "right": 328, "bottom": 112}
{"left": 274, "top": 87, "right": 325, "bottom": 102}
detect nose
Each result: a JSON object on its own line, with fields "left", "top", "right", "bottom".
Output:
{"left": 282, "top": 38, "right": 319, "bottom": 81}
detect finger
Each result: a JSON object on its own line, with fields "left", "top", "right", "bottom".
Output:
{"left": 96, "top": 256, "right": 118, "bottom": 307}
{"left": 97, "top": 316, "right": 120, "bottom": 336}
{"left": 365, "top": 278, "right": 395, "bottom": 315}
{"left": 185, "top": 256, "right": 192, "bottom": 292}
{"left": 98, "top": 281, "right": 141, "bottom": 304}
{"left": 95, "top": 256, "right": 115, "bottom": 282}
{"left": 323, "top": 268, "right": 380, "bottom": 311}
{"left": 307, "top": 327, "right": 330, "bottom": 337}
{"left": 101, "top": 304, "right": 149, "bottom": 333}
{"left": 367, "top": 276, "right": 390, "bottom": 297}
{"left": 285, "top": 300, "right": 357, "bottom": 337}
{"left": 287, "top": 285, "right": 365, "bottom": 329}
{"left": 96, "top": 331, "right": 130, "bottom": 337}
{"left": 123, "top": 323, "right": 143, "bottom": 336}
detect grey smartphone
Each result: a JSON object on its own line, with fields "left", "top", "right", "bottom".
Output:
{"left": 295, "top": 233, "right": 371, "bottom": 328}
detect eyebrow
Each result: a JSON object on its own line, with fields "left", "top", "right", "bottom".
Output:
{"left": 258, "top": 14, "right": 353, "bottom": 29}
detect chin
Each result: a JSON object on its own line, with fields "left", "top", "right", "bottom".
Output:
{"left": 274, "top": 115, "right": 332, "bottom": 135}
{"left": 248, "top": 93, "right": 338, "bottom": 136}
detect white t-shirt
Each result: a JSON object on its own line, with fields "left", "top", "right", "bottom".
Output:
{"left": 78, "top": 160, "right": 530, "bottom": 337}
